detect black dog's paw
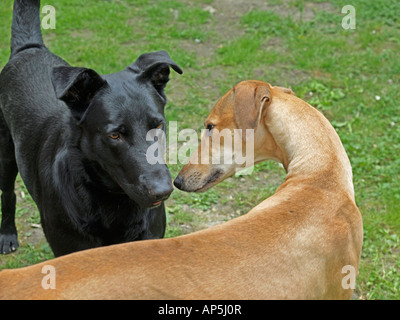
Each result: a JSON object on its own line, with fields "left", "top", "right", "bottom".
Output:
{"left": 0, "top": 233, "right": 19, "bottom": 254}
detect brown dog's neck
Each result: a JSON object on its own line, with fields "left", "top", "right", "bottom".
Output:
{"left": 265, "top": 95, "right": 355, "bottom": 200}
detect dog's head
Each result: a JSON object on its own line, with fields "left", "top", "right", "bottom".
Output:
{"left": 174, "top": 80, "right": 294, "bottom": 192}
{"left": 51, "top": 50, "right": 182, "bottom": 207}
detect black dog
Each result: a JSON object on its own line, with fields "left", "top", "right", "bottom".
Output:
{"left": 0, "top": 0, "right": 182, "bottom": 256}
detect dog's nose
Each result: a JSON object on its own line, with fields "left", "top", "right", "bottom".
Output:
{"left": 148, "top": 182, "right": 173, "bottom": 201}
{"left": 173, "top": 175, "right": 183, "bottom": 190}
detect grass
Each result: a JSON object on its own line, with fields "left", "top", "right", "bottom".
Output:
{"left": 0, "top": 0, "right": 399, "bottom": 299}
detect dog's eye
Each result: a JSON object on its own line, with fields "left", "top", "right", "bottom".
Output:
{"left": 109, "top": 132, "right": 121, "bottom": 141}
{"left": 155, "top": 122, "right": 164, "bottom": 130}
{"left": 206, "top": 123, "right": 215, "bottom": 131}
{"left": 205, "top": 123, "right": 215, "bottom": 137}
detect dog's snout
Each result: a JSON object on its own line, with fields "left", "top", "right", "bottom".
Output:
{"left": 173, "top": 175, "right": 183, "bottom": 190}
{"left": 148, "top": 181, "right": 173, "bottom": 201}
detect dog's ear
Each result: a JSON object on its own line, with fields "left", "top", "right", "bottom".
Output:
{"left": 233, "top": 84, "right": 271, "bottom": 140}
{"left": 274, "top": 86, "right": 295, "bottom": 96}
{"left": 127, "top": 50, "right": 183, "bottom": 97}
{"left": 51, "top": 66, "right": 107, "bottom": 122}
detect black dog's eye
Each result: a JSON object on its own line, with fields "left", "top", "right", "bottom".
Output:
{"left": 109, "top": 132, "right": 121, "bottom": 141}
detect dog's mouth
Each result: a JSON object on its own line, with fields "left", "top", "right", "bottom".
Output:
{"left": 138, "top": 194, "right": 170, "bottom": 208}
{"left": 127, "top": 194, "right": 167, "bottom": 208}
{"left": 116, "top": 181, "right": 171, "bottom": 208}
{"left": 152, "top": 200, "right": 163, "bottom": 207}
{"left": 194, "top": 170, "right": 224, "bottom": 193}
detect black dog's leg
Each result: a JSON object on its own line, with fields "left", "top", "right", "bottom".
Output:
{"left": 0, "top": 116, "right": 19, "bottom": 254}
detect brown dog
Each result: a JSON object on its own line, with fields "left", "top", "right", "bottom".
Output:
{"left": 0, "top": 80, "right": 362, "bottom": 299}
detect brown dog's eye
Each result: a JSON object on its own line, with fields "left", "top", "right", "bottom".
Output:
{"left": 109, "top": 133, "right": 120, "bottom": 140}
{"left": 156, "top": 122, "right": 163, "bottom": 130}
{"left": 206, "top": 123, "right": 215, "bottom": 131}
{"left": 205, "top": 123, "right": 215, "bottom": 137}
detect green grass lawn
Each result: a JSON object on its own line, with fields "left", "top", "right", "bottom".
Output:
{"left": 0, "top": 0, "right": 399, "bottom": 299}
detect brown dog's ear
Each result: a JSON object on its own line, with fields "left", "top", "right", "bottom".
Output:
{"left": 233, "top": 84, "right": 271, "bottom": 139}
{"left": 274, "top": 86, "right": 295, "bottom": 96}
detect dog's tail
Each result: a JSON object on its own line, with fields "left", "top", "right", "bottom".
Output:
{"left": 11, "top": 0, "right": 44, "bottom": 57}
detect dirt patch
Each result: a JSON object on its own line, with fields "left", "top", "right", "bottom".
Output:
{"left": 178, "top": 0, "right": 326, "bottom": 95}
{"left": 179, "top": 39, "right": 216, "bottom": 63}
{"left": 253, "top": 62, "right": 310, "bottom": 87}
{"left": 24, "top": 225, "right": 46, "bottom": 246}
{"left": 168, "top": 169, "right": 286, "bottom": 234}
{"left": 69, "top": 29, "right": 95, "bottom": 40}
{"left": 206, "top": 0, "right": 336, "bottom": 25}
{"left": 13, "top": 188, "right": 47, "bottom": 249}
{"left": 211, "top": 0, "right": 270, "bottom": 16}
{"left": 267, "top": 1, "right": 336, "bottom": 22}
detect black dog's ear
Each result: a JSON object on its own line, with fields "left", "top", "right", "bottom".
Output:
{"left": 51, "top": 66, "right": 107, "bottom": 122}
{"left": 127, "top": 50, "right": 183, "bottom": 96}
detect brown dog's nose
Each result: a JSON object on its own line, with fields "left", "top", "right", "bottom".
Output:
{"left": 173, "top": 175, "right": 183, "bottom": 190}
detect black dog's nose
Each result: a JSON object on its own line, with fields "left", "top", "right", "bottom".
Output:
{"left": 148, "top": 182, "right": 173, "bottom": 201}
{"left": 173, "top": 175, "right": 183, "bottom": 190}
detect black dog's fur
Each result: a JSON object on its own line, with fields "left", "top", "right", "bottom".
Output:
{"left": 0, "top": 0, "right": 182, "bottom": 256}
